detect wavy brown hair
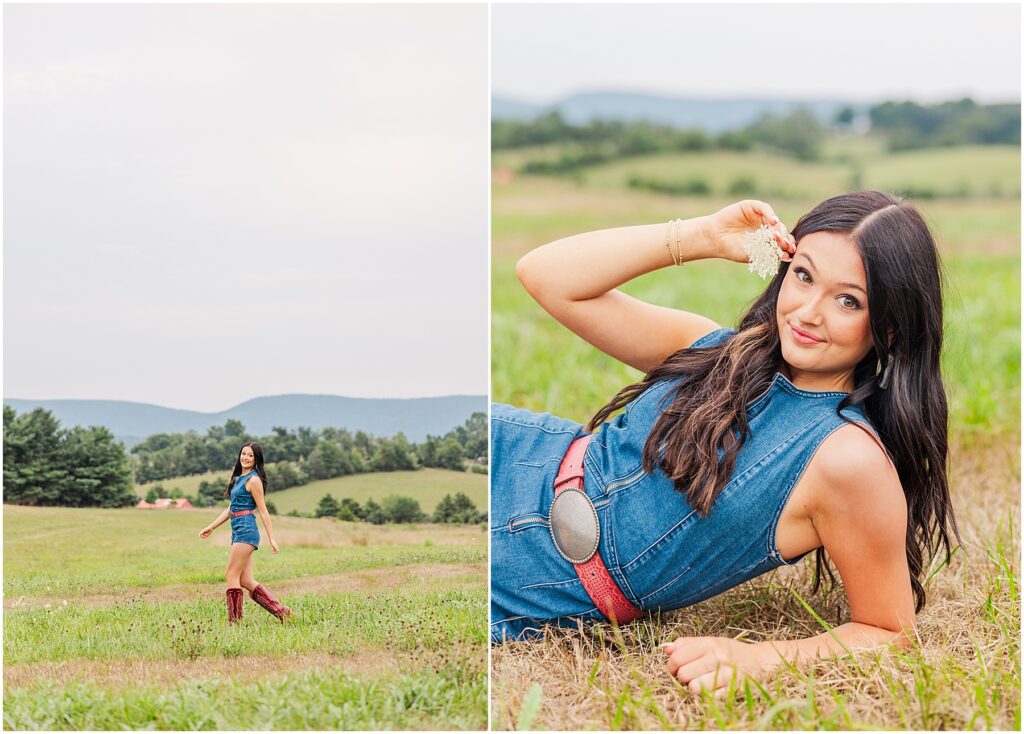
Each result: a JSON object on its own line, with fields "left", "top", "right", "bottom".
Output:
{"left": 588, "top": 191, "right": 960, "bottom": 612}
{"left": 224, "top": 441, "right": 269, "bottom": 498}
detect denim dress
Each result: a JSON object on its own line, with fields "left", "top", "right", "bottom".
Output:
{"left": 229, "top": 470, "right": 261, "bottom": 550}
{"left": 490, "top": 327, "right": 876, "bottom": 642}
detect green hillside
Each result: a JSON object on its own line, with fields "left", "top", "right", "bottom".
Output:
{"left": 495, "top": 142, "right": 1021, "bottom": 202}
{"left": 139, "top": 467, "right": 486, "bottom": 515}
{"left": 267, "top": 468, "right": 485, "bottom": 515}
{"left": 136, "top": 468, "right": 236, "bottom": 498}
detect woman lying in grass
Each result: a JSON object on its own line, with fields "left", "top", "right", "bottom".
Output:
{"left": 490, "top": 192, "right": 960, "bottom": 696}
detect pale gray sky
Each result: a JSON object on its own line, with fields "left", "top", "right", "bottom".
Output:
{"left": 493, "top": 3, "right": 1020, "bottom": 104}
{"left": 5, "top": 4, "right": 488, "bottom": 411}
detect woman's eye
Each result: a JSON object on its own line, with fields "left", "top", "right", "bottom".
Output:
{"left": 838, "top": 295, "right": 861, "bottom": 310}
{"left": 794, "top": 268, "right": 811, "bottom": 283}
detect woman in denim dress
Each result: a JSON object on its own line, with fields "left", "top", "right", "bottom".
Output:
{"left": 199, "top": 441, "right": 292, "bottom": 623}
{"left": 492, "top": 192, "right": 960, "bottom": 696}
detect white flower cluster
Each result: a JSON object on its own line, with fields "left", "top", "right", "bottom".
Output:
{"left": 742, "top": 225, "right": 784, "bottom": 279}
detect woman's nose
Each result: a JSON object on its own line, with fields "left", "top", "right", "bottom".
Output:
{"left": 795, "top": 296, "right": 824, "bottom": 325}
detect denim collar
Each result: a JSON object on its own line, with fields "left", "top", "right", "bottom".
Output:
{"left": 772, "top": 371, "right": 851, "bottom": 399}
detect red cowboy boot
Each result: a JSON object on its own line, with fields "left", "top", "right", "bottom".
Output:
{"left": 226, "top": 587, "right": 244, "bottom": 623}
{"left": 250, "top": 583, "right": 292, "bottom": 622}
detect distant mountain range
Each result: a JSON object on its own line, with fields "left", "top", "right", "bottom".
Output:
{"left": 3, "top": 394, "right": 487, "bottom": 448}
{"left": 492, "top": 91, "right": 872, "bottom": 132}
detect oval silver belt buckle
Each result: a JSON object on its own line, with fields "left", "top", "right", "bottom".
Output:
{"left": 548, "top": 488, "right": 600, "bottom": 564}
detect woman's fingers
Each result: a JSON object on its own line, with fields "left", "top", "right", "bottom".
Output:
{"left": 744, "top": 200, "right": 794, "bottom": 249}
{"left": 675, "top": 654, "right": 719, "bottom": 685}
{"left": 773, "top": 229, "right": 796, "bottom": 255}
{"left": 742, "top": 200, "right": 778, "bottom": 228}
{"left": 665, "top": 638, "right": 711, "bottom": 676}
{"left": 754, "top": 201, "right": 780, "bottom": 229}
{"left": 687, "top": 665, "right": 739, "bottom": 697}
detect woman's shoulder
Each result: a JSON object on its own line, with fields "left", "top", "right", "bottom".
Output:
{"left": 244, "top": 472, "right": 263, "bottom": 490}
{"left": 807, "top": 421, "right": 902, "bottom": 517}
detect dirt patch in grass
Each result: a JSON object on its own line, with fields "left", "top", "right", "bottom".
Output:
{"left": 5, "top": 562, "right": 484, "bottom": 611}
{"left": 3, "top": 650, "right": 402, "bottom": 691}
{"left": 491, "top": 440, "right": 1020, "bottom": 729}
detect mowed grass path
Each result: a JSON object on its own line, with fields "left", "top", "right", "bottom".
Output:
{"left": 491, "top": 158, "right": 1019, "bottom": 728}
{"left": 4, "top": 506, "right": 487, "bottom": 729}
{"left": 137, "top": 467, "right": 486, "bottom": 515}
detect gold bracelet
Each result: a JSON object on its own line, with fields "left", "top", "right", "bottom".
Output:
{"left": 671, "top": 219, "right": 679, "bottom": 268}
{"left": 665, "top": 219, "right": 679, "bottom": 266}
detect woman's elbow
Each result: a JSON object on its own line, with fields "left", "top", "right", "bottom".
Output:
{"left": 516, "top": 252, "right": 537, "bottom": 291}
{"left": 894, "top": 623, "right": 917, "bottom": 651}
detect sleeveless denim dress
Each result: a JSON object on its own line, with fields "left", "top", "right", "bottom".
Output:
{"left": 490, "top": 327, "right": 876, "bottom": 642}
{"left": 229, "top": 470, "right": 261, "bottom": 549}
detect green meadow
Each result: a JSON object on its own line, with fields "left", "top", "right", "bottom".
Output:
{"left": 4, "top": 505, "right": 487, "bottom": 729}
{"left": 491, "top": 141, "right": 1020, "bottom": 729}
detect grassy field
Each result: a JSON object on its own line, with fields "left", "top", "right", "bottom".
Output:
{"left": 491, "top": 143, "right": 1020, "bottom": 729}
{"left": 137, "top": 468, "right": 246, "bottom": 498}
{"left": 3, "top": 506, "right": 487, "bottom": 729}
{"left": 137, "top": 467, "right": 486, "bottom": 515}
{"left": 494, "top": 142, "right": 1021, "bottom": 202}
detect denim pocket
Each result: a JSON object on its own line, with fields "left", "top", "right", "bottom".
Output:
{"left": 507, "top": 512, "right": 549, "bottom": 533}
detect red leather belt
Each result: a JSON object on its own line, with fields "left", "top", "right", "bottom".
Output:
{"left": 231, "top": 510, "right": 255, "bottom": 518}
{"left": 554, "top": 435, "right": 644, "bottom": 625}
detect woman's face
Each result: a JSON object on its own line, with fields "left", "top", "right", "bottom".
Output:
{"left": 239, "top": 445, "right": 255, "bottom": 469}
{"left": 776, "top": 231, "right": 875, "bottom": 391}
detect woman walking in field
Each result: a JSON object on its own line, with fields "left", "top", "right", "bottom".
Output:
{"left": 491, "top": 192, "right": 960, "bottom": 695}
{"left": 199, "top": 441, "right": 292, "bottom": 623}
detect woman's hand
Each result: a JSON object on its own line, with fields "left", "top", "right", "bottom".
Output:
{"left": 199, "top": 527, "right": 212, "bottom": 539}
{"left": 703, "top": 200, "right": 797, "bottom": 264}
{"left": 270, "top": 538, "right": 280, "bottom": 554}
{"left": 663, "top": 636, "right": 781, "bottom": 697}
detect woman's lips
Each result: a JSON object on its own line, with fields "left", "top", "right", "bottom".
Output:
{"left": 789, "top": 323, "right": 824, "bottom": 345}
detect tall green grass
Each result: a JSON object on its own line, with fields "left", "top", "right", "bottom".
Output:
{"left": 5, "top": 589, "right": 484, "bottom": 664}
{"left": 6, "top": 659, "right": 487, "bottom": 730}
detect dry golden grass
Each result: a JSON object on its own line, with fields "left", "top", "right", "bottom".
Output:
{"left": 491, "top": 440, "right": 1020, "bottom": 730}
{"left": 268, "top": 517, "right": 485, "bottom": 549}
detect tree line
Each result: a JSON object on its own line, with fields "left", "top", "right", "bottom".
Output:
{"left": 867, "top": 98, "right": 1020, "bottom": 150}
{"left": 493, "top": 99, "right": 1020, "bottom": 171}
{"left": 133, "top": 412, "right": 487, "bottom": 484}
{"left": 4, "top": 406, "right": 487, "bottom": 509}
{"left": 311, "top": 491, "right": 485, "bottom": 525}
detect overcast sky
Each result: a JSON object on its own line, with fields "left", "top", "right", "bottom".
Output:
{"left": 493, "top": 3, "right": 1020, "bottom": 104}
{"left": 5, "top": 4, "right": 488, "bottom": 411}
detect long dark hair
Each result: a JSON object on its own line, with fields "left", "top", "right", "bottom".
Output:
{"left": 588, "top": 191, "right": 960, "bottom": 612}
{"left": 224, "top": 441, "right": 269, "bottom": 498}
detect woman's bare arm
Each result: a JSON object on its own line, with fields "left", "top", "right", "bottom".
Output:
{"left": 516, "top": 202, "right": 795, "bottom": 373}
{"left": 663, "top": 424, "right": 915, "bottom": 696}
{"left": 247, "top": 475, "right": 280, "bottom": 553}
{"left": 199, "top": 507, "right": 230, "bottom": 538}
